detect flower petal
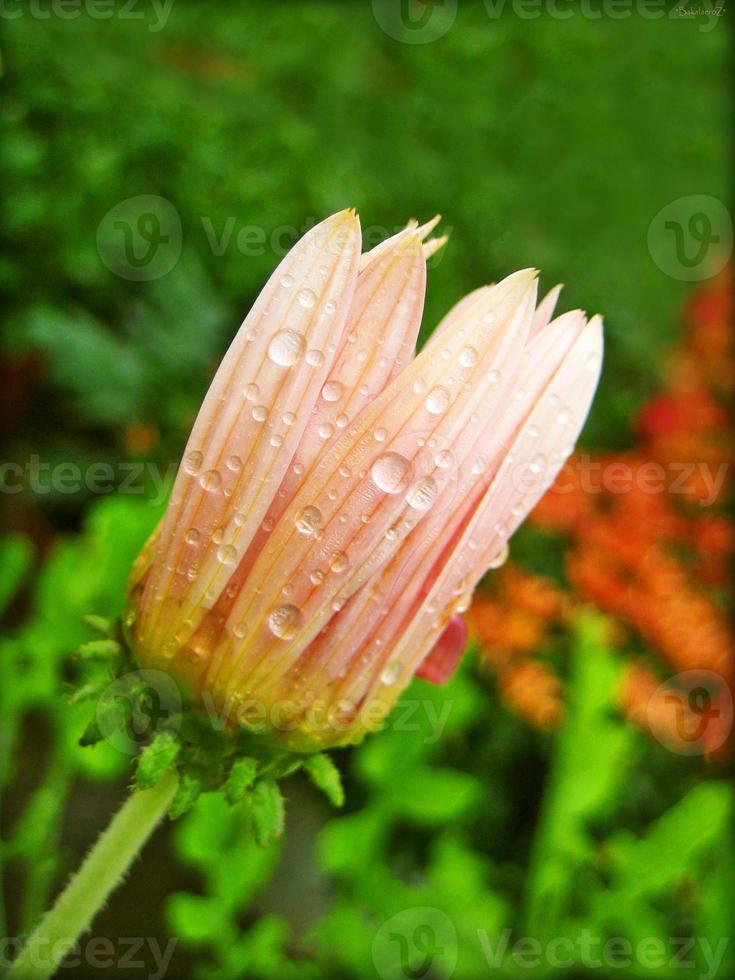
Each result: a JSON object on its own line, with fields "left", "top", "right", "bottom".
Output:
{"left": 139, "top": 209, "right": 361, "bottom": 650}
{"left": 213, "top": 270, "right": 538, "bottom": 698}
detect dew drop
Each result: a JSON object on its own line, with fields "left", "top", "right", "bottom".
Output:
{"left": 306, "top": 349, "right": 325, "bottom": 367}
{"left": 488, "top": 369, "right": 501, "bottom": 384}
{"left": 374, "top": 427, "right": 387, "bottom": 443}
{"left": 406, "top": 476, "right": 437, "bottom": 511}
{"left": 529, "top": 453, "right": 546, "bottom": 475}
{"left": 459, "top": 345, "right": 478, "bottom": 368}
{"left": 185, "top": 528, "right": 200, "bottom": 546}
{"left": 262, "top": 516, "right": 275, "bottom": 532}
{"left": 488, "top": 543, "right": 510, "bottom": 569}
{"left": 297, "top": 288, "right": 316, "bottom": 309}
{"left": 325, "top": 299, "right": 337, "bottom": 314}
{"left": 322, "top": 380, "right": 344, "bottom": 402}
{"left": 329, "top": 552, "right": 348, "bottom": 573}
{"left": 372, "top": 452, "right": 411, "bottom": 494}
{"left": 310, "top": 569, "right": 325, "bottom": 586}
{"left": 318, "top": 422, "right": 334, "bottom": 440}
{"left": 295, "top": 505, "right": 322, "bottom": 536}
{"left": 336, "top": 413, "right": 348, "bottom": 428}
{"left": 225, "top": 455, "right": 242, "bottom": 472}
{"left": 557, "top": 407, "right": 571, "bottom": 425}
{"left": 268, "top": 604, "right": 303, "bottom": 639}
{"left": 280, "top": 273, "right": 294, "bottom": 289}
{"left": 413, "top": 378, "right": 427, "bottom": 395}
{"left": 472, "top": 456, "right": 488, "bottom": 475}
{"left": 234, "top": 622, "right": 248, "bottom": 638}
{"left": 338, "top": 464, "right": 351, "bottom": 479}
{"left": 435, "top": 449, "right": 454, "bottom": 469}
{"left": 425, "top": 386, "right": 450, "bottom": 415}
{"left": 252, "top": 405, "right": 269, "bottom": 423}
{"left": 380, "top": 660, "right": 401, "bottom": 685}
{"left": 283, "top": 411, "right": 296, "bottom": 426}
{"left": 217, "top": 544, "right": 238, "bottom": 565}
{"left": 270, "top": 434, "right": 283, "bottom": 448}
{"left": 183, "top": 450, "right": 203, "bottom": 476}
{"left": 200, "top": 469, "right": 222, "bottom": 492}
{"left": 268, "top": 329, "right": 305, "bottom": 367}
{"left": 244, "top": 383, "right": 260, "bottom": 402}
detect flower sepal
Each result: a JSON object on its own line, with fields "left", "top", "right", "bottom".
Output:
{"left": 71, "top": 615, "right": 345, "bottom": 842}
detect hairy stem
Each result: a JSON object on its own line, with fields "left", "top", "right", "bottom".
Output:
{"left": 8, "top": 770, "right": 178, "bottom": 980}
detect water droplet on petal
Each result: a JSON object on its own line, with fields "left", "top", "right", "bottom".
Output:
{"left": 425, "top": 386, "right": 450, "bottom": 415}
{"left": 336, "top": 413, "right": 348, "bottom": 428}
{"left": 372, "top": 452, "right": 411, "bottom": 494}
{"left": 329, "top": 551, "right": 348, "bottom": 573}
{"left": 280, "top": 273, "right": 294, "bottom": 289}
{"left": 185, "top": 528, "right": 200, "bottom": 546}
{"left": 225, "top": 455, "right": 242, "bottom": 472}
{"left": 488, "top": 543, "right": 510, "bottom": 568}
{"left": 310, "top": 569, "right": 325, "bottom": 585}
{"left": 283, "top": 411, "right": 296, "bottom": 426}
{"left": 406, "top": 476, "right": 437, "bottom": 511}
{"left": 488, "top": 369, "right": 501, "bottom": 384}
{"left": 529, "top": 453, "right": 546, "bottom": 475}
{"left": 252, "top": 405, "right": 269, "bottom": 423}
{"left": 459, "top": 345, "right": 478, "bottom": 368}
{"left": 217, "top": 544, "right": 238, "bottom": 565}
{"left": 268, "top": 329, "right": 305, "bottom": 367}
{"left": 381, "top": 660, "right": 401, "bottom": 685}
{"left": 322, "top": 380, "right": 343, "bottom": 402}
{"left": 435, "top": 449, "right": 454, "bottom": 469}
{"left": 183, "top": 450, "right": 203, "bottom": 475}
{"left": 295, "top": 505, "right": 322, "bottom": 536}
{"left": 244, "top": 383, "right": 260, "bottom": 402}
{"left": 374, "top": 427, "right": 387, "bottom": 442}
{"left": 268, "top": 604, "right": 303, "bottom": 639}
{"left": 200, "top": 469, "right": 222, "bottom": 492}
{"left": 297, "top": 288, "right": 317, "bottom": 309}
{"left": 306, "top": 349, "right": 325, "bottom": 367}
{"left": 557, "top": 407, "right": 571, "bottom": 425}
{"left": 234, "top": 621, "right": 248, "bottom": 638}
{"left": 472, "top": 456, "right": 488, "bottom": 475}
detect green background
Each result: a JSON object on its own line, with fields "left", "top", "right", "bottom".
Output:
{"left": 1, "top": 3, "right": 731, "bottom": 979}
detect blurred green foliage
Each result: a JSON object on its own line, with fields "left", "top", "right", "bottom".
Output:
{"left": 0, "top": 3, "right": 731, "bottom": 978}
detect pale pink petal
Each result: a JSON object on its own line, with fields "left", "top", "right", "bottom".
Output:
{"left": 529, "top": 283, "right": 563, "bottom": 339}
{"left": 306, "top": 310, "right": 587, "bottom": 705}
{"left": 138, "top": 210, "right": 361, "bottom": 650}
{"left": 210, "top": 270, "right": 539, "bottom": 697}
{"left": 415, "top": 615, "right": 467, "bottom": 685}
{"left": 384, "top": 315, "right": 604, "bottom": 692}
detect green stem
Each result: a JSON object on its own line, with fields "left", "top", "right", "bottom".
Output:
{"left": 7, "top": 770, "right": 178, "bottom": 980}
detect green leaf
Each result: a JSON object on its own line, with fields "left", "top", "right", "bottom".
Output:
{"left": 0, "top": 535, "right": 33, "bottom": 617}
{"left": 250, "top": 780, "right": 285, "bottom": 847}
{"left": 225, "top": 756, "right": 258, "bottom": 805}
{"left": 73, "top": 638, "right": 121, "bottom": 661}
{"left": 169, "top": 770, "right": 204, "bottom": 819}
{"left": 82, "top": 614, "right": 114, "bottom": 637}
{"left": 136, "top": 730, "right": 180, "bottom": 790}
{"left": 304, "top": 753, "right": 345, "bottom": 807}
